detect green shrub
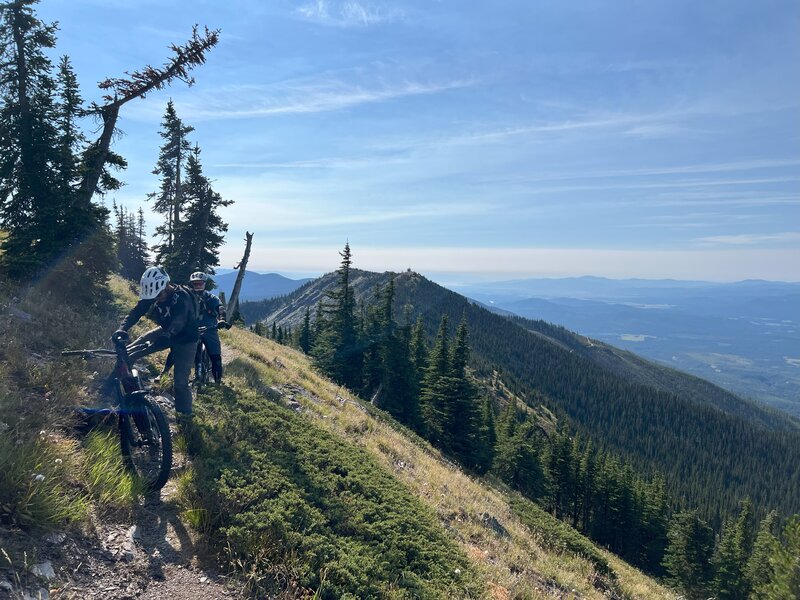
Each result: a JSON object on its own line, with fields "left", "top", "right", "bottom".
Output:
{"left": 185, "top": 383, "right": 484, "bottom": 599}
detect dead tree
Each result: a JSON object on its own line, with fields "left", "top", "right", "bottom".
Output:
{"left": 227, "top": 231, "right": 253, "bottom": 315}
{"left": 79, "top": 25, "right": 220, "bottom": 206}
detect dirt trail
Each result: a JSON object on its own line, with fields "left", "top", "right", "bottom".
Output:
{"left": 0, "top": 361, "right": 245, "bottom": 600}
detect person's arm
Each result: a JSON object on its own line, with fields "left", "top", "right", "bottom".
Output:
{"left": 118, "top": 298, "right": 155, "bottom": 332}
{"left": 214, "top": 295, "right": 227, "bottom": 322}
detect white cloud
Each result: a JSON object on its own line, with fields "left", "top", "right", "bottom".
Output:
{"left": 695, "top": 232, "right": 800, "bottom": 246}
{"left": 295, "top": 0, "right": 404, "bottom": 27}
{"left": 218, "top": 246, "right": 800, "bottom": 282}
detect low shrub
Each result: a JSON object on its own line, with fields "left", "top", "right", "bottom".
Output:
{"left": 184, "top": 382, "right": 484, "bottom": 599}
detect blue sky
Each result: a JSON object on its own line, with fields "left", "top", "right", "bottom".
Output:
{"left": 38, "top": 0, "right": 800, "bottom": 282}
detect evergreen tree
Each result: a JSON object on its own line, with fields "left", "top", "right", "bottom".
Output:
{"left": 0, "top": 2, "right": 115, "bottom": 299}
{"left": 360, "top": 285, "right": 385, "bottom": 398}
{"left": 299, "top": 307, "right": 312, "bottom": 354}
{"left": 420, "top": 315, "right": 452, "bottom": 449}
{"left": 756, "top": 515, "right": 800, "bottom": 600}
{"left": 312, "top": 242, "right": 361, "bottom": 390}
{"left": 383, "top": 295, "right": 421, "bottom": 428}
{"left": 746, "top": 510, "right": 779, "bottom": 597}
{"left": 714, "top": 499, "right": 754, "bottom": 600}
{"left": 164, "top": 144, "right": 232, "bottom": 282}
{"left": 149, "top": 100, "right": 193, "bottom": 263}
{"left": 578, "top": 441, "right": 597, "bottom": 533}
{"left": 639, "top": 475, "right": 669, "bottom": 574}
{"left": 410, "top": 315, "right": 428, "bottom": 390}
{"left": 113, "top": 203, "right": 148, "bottom": 279}
{"left": 475, "top": 397, "right": 496, "bottom": 474}
{"left": 447, "top": 316, "right": 486, "bottom": 470}
{"left": 663, "top": 510, "right": 716, "bottom": 600}
{"left": 493, "top": 408, "right": 548, "bottom": 500}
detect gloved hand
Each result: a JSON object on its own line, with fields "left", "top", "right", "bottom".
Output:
{"left": 111, "top": 329, "right": 129, "bottom": 344}
{"left": 218, "top": 320, "right": 232, "bottom": 330}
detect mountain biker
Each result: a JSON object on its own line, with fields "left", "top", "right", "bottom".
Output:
{"left": 112, "top": 266, "right": 199, "bottom": 415}
{"left": 189, "top": 271, "right": 230, "bottom": 383}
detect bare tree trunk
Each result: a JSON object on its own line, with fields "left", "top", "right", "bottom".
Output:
{"left": 227, "top": 231, "right": 253, "bottom": 315}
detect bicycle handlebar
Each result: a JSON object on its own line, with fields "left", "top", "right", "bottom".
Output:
{"left": 61, "top": 349, "right": 117, "bottom": 358}
{"left": 62, "top": 340, "right": 153, "bottom": 360}
{"left": 199, "top": 322, "right": 229, "bottom": 334}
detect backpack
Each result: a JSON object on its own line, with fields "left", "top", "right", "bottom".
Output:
{"left": 178, "top": 285, "right": 202, "bottom": 325}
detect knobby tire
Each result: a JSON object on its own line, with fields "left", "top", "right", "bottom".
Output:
{"left": 119, "top": 395, "right": 172, "bottom": 492}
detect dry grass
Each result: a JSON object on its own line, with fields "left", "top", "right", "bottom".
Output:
{"left": 222, "top": 327, "right": 676, "bottom": 600}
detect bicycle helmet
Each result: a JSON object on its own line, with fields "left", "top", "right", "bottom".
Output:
{"left": 190, "top": 271, "right": 208, "bottom": 291}
{"left": 140, "top": 266, "right": 170, "bottom": 300}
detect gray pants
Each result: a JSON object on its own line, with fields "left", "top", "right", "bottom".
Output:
{"left": 129, "top": 328, "right": 196, "bottom": 415}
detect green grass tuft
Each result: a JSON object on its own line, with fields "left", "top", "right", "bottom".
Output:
{"left": 0, "top": 434, "right": 89, "bottom": 529}
{"left": 81, "top": 429, "right": 140, "bottom": 508}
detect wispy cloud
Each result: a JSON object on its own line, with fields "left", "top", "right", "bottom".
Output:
{"left": 624, "top": 123, "right": 698, "bottom": 138}
{"left": 213, "top": 154, "right": 408, "bottom": 170}
{"left": 162, "top": 75, "right": 475, "bottom": 121}
{"left": 695, "top": 232, "right": 800, "bottom": 246}
{"left": 294, "top": 0, "right": 404, "bottom": 27}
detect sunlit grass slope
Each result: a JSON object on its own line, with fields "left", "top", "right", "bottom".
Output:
{"left": 191, "top": 326, "right": 676, "bottom": 599}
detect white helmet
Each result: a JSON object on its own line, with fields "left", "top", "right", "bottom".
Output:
{"left": 140, "top": 266, "right": 170, "bottom": 300}
{"left": 189, "top": 271, "right": 207, "bottom": 291}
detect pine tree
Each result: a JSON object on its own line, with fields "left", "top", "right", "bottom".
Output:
{"left": 747, "top": 510, "right": 779, "bottom": 596}
{"left": 663, "top": 510, "right": 716, "bottom": 600}
{"left": 755, "top": 515, "right": 800, "bottom": 600}
{"left": 312, "top": 242, "right": 362, "bottom": 390}
{"left": 0, "top": 2, "right": 115, "bottom": 298}
{"left": 299, "top": 307, "right": 312, "bottom": 354}
{"left": 410, "top": 316, "right": 428, "bottom": 390}
{"left": 375, "top": 280, "right": 421, "bottom": 429}
{"left": 714, "top": 499, "right": 754, "bottom": 599}
{"left": 164, "top": 144, "right": 232, "bottom": 282}
{"left": 149, "top": 100, "right": 193, "bottom": 263}
{"left": 447, "top": 316, "right": 485, "bottom": 470}
{"left": 475, "top": 398, "right": 496, "bottom": 473}
{"left": 113, "top": 203, "right": 148, "bottom": 279}
{"left": 420, "top": 315, "right": 452, "bottom": 449}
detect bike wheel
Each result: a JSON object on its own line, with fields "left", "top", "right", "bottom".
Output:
{"left": 119, "top": 395, "right": 173, "bottom": 492}
{"left": 201, "top": 350, "right": 212, "bottom": 384}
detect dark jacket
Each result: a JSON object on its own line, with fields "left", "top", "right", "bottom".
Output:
{"left": 196, "top": 290, "right": 226, "bottom": 328}
{"left": 120, "top": 285, "right": 199, "bottom": 345}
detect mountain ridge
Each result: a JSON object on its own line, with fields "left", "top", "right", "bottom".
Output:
{"left": 241, "top": 269, "right": 800, "bottom": 522}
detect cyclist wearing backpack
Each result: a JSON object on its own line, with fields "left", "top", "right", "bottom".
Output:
{"left": 189, "top": 271, "right": 230, "bottom": 383}
{"left": 112, "top": 266, "right": 199, "bottom": 415}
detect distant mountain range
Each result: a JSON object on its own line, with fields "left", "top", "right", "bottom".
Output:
{"left": 210, "top": 270, "right": 311, "bottom": 303}
{"left": 449, "top": 277, "right": 800, "bottom": 416}
{"left": 238, "top": 269, "right": 800, "bottom": 522}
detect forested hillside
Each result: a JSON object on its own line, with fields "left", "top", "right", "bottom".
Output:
{"left": 243, "top": 268, "right": 800, "bottom": 524}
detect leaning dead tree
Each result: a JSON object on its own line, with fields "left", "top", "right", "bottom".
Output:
{"left": 227, "top": 231, "right": 253, "bottom": 316}
{"left": 79, "top": 25, "right": 220, "bottom": 206}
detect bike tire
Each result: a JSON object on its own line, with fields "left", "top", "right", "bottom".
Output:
{"left": 119, "top": 395, "right": 173, "bottom": 492}
{"left": 202, "top": 349, "right": 212, "bottom": 385}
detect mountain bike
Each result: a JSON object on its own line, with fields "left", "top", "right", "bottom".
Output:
{"left": 195, "top": 325, "right": 215, "bottom": 387}
{"left": 61, "top": 339, "right": 173, "bottom": 492}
